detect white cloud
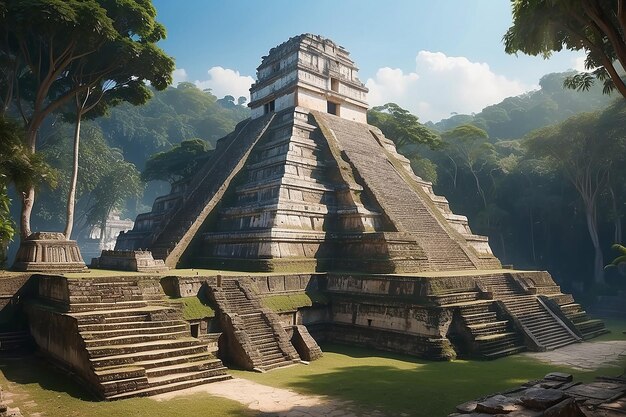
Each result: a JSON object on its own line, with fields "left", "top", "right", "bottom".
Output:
{"left": 366, "top": 51, "right": 532, "bottom": 122}
{"left": 172, "top": 68, "right": 188, "bottom": 85}
{"left": 194, "top": 67, "right": 254, "bottom": 100}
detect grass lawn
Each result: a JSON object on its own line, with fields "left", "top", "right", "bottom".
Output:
{"left": 231, "top": 321, "right": 626, "bottom": 416}
{"left": 0, "top": 356, "right": 257, "bottom": 417}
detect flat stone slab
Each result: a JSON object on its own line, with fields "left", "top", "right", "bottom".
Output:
{"left": 475, "top": 395, "right": 521, "bottom": 414}
{"left": 521, "top": 341, "right": 626, "bottom": 370}
{"left": 519, "top": 388, "right": 565, "bottom": 409}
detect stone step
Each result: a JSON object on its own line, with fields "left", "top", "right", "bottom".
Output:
{"left": 87, "top": 337, "right": 203, "bottom": 358}
{"left": 84, "top": 331, "right": 190, "bottom": 347}
{"left": 72, "top": 305, "right": 175, "bottom": 320}
{"left": 91, "top": 345, "right": 210, "bottom": 369}
{"left": 105, "top": 374, "right": 232, "bottom": 400}
{"left": 482, "top": 345, "right": 526, "bottom": 360}
{"left": 82, "top": 324, "right": 189, "bottom": 339}
{"left": 103, "top": 314, "right": 151, "bottom": 324}
{"left": 145, "top": 358, "right": 224, "bottom": 378}
{"left": 79, "top": 320, "right": 187, "bottom": 332}
{"left": 70, "top": 301, "right": 149, "bottom": 313}
{"left": 576, "top": 319, "right": 606, "bottom": 333}
{"left": 94, "top": 365, "right": 145, "bottom": 382}
{"left": 119, "top": 352, "right": 215, "bottom": 371}
{"left": 463, "top": 312, "right": 498, "bottom": 325}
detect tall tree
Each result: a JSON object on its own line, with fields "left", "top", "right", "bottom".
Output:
{"left": 0, "top": 0, "right": 173, "bottom": 239}
{"left": 0, "top": 116, "right": 55, "bottom": 266}
{"left": 504, "top": 0, "right": 626, "bottom": 98}
{"left": 525, "top": 112, "right": 625, "bottom": 285}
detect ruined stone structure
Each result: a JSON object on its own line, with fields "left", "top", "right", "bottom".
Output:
{"left": 12, "top": 34, "right": 608, "bottom": 400}
{"left": 451, "top": 372, "right": 626, "bottom": 416}
{"left": 115, "top": 34, "right": 499, "bottom": 273}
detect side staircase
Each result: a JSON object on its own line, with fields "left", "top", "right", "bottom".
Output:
{"left": 547, "top": 294, "right": 608, "bottom": 340}
{"left": 479, "top": 275, "right": 580, "bottom": 351}
{"left": 66, "top": 278, "right": 229, "bottom": 400}
{"left": 208, "top": 279, "right": 301, "bottom": 372}
{"left": 455, "top": 300, "right": 525, "bottom": 359}
{"left": 0, "top": 329, "right": 34, "bottom": 354}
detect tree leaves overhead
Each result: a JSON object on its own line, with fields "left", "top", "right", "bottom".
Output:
{"left": 504, "top": 0, "right": 626, "bottom": 98}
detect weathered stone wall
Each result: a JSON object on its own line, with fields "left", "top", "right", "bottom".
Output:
{"left": 249, "top": 273, "right": 323, "bottom": 294}
{"left": 36, "top": 275, "right": 70, "bottom": 305}
{"left": 25, "top": 304, "right": 96, "bottom": 386}
{"left": 326, "top": 273, "right": 478, "bottom": 299}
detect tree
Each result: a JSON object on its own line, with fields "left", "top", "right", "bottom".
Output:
{"left": 525, "top": 111, "right": 624, "bottom": 285}
{"left": 0, "top": 0, "right": 173, "bottom": 239}
{"left": 367, "top": 103, "right": 440, "bottom": 154}
{"left": 504, "top": 0, "right": 626, "bottom": 98}
{"left": 0, "top": 116, "right": 55, "bottom": 266}
{"left": 83, "top": 159, "right": 142, "bottom": 244}
{"left": 440, "top": 125, "right": 496, "bottom": 212}
{"left": 141, "top": 139, "right": 211, "bottom": 183}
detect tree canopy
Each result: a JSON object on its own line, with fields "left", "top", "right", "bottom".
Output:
{"left": 0, "top": 0, "right": 174, "bottom": 238}
{"left": 504, "top": 0, "right": 626, "bottom": 98}
{"left": 141, "top": 138, "right": 211, "bottom": 184}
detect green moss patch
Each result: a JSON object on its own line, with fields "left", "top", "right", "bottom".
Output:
{"left": 261, "top": 291, "right": 328, "bottom": 313}
{"left": 168, "top": 296, "right": 215, "bottom": 320}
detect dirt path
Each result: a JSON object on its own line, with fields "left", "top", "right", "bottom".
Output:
{"left": 152, "top": 378, "right": 390, "bottom": 417}
{"left": 521, "top": 340, "right": 626, "bottom": 370}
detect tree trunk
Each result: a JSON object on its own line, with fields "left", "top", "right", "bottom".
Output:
{"left": 19, "top": 126, "right": 41, "bottom": 239}
{"left": 585, "top": 206, "right": 605, "bottom": 285}
{"left": 64, "top": 112, "right": 82, "bottom": 239}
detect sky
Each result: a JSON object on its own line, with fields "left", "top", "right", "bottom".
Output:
{"left": 152, "top": 0, "right": 586, "bottom": 123}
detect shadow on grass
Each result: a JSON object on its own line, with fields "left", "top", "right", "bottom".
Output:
{"left": 245, "top": 343, "right": 619, "bottom": 417}
{"left": 0, "top": 354, "right": 98, "bottom": 401}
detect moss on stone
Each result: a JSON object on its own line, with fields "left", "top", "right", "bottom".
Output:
{"left": 168, "top": 296, "right": 215, "bottom": 320}
{"left": 262, "top": 291, "right": 329, "bottom": 312}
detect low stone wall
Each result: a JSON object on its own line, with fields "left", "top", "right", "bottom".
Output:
{"left": 327, "top": 322, "right": 455, "bottom": 360}
{"left": 36, "top": 275, "right": 70, "bottom": 306}
{"left": 330, "top": 295, "right": 453, "bottom": 338}
{"left": 326, "top": 273, "right": 479, "bottom": 300}
{"left": 249, "top": 273, "right": 324, "bottom": 294}
{"left": 24, "top": 303, "right": 96, "bottom": 387}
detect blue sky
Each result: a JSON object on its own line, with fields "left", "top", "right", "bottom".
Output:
{"left": 152, "top": 0, "right": 584, "bottom": 122}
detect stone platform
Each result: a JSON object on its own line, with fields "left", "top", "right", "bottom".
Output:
{"left": 2, "top": 267, "right": 608, "bottom": 399}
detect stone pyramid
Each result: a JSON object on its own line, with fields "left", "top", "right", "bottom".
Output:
{"left": 115, "top": 34, "right": 501, "bottom": 273}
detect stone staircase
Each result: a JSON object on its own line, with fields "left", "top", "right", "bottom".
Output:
{"left": 66, "top": 278, "right": 230, "bottom": 400}
{"left": 313, "top": 112, "right": 480, "bottom": 271}
{"left": 148, "top": 113, "right": 275, "bottom": 267}
{"left": 209, "top": 279, "right": 301, "bottom": 372}
{"left": 549, "top": 296, "right": 608, "bottom": 340}
{"left": 0, "top": 329, "right": 34, "bottom": 354}
{"left": 479, "top": 275, "right": 580, "bottom": 351}
{"left": 456, "top": 301, "right": 525, "bottom": 359}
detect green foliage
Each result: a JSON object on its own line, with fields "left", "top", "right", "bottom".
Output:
{"left": 504, "top": 0, "right": 626, "bottom": 98}
{"left": 605, "top": 244, "right": 626, "bottom": 270}
{"left": 141, "top": 138, "right": 211, "bottom": 183}
{"left": 431, "top": 72, "right": 611, "bottom": 140}
{"left": 36, "top": 122, "right": 141, "bottom": 232}
{"left": 97, "top": 83, "right": 248, "bottom": 169}
{"left": 368, "top": 103, "right": 440, "bottom": 151}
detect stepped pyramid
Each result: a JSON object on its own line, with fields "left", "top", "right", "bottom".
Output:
{"left": 115, "top": 34, "right": 500, "bottom": 273}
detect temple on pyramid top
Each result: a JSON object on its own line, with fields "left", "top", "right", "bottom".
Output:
{"left": 249, "top": 34, "right": 369, "bottom": 122}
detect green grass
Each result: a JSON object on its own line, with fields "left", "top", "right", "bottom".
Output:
{"left": 261, "top": 291, "right": 329, "bottom": 312}
{"left": 232, "top": 336, "right": 626, "bottom": 417}
{"left": 0, "top": 357, "right": 256, "bottom": 417}
{"left": 168, "top": 296, "right": 215, "bottom": 320}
